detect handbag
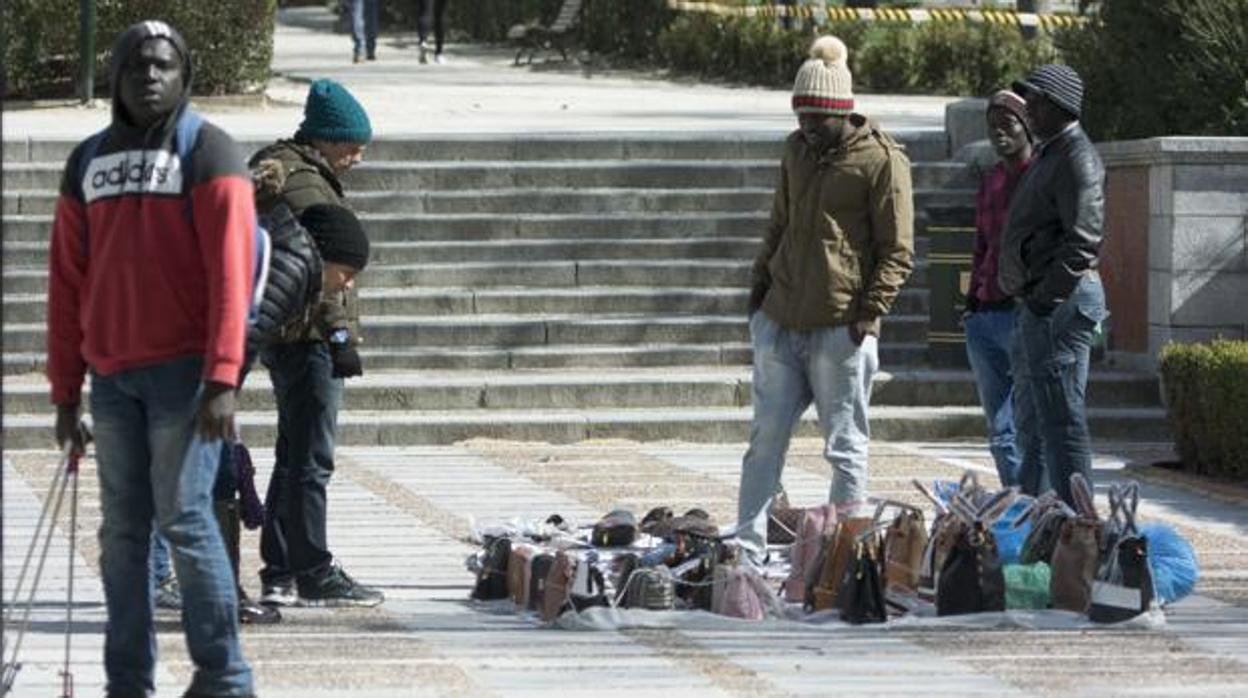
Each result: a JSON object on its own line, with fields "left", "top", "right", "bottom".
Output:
{"left": 783, "top": 503, "right": 835, "bottom": 602}
{"left": 1018, "top": 492, "right": 1076, "bottom": 565}
{"left": 913, "top": 479, "right": 963, "bottom": 600}
{"left": 882, "top": 503, "right": 927, "bottom": 593}
{"left": 936, "top": 488, "right": 1016, "bottom": 616}
{"left": 527, "top": 552, "right": 555, "bottom": 612}
{"left": 471, "top": 536, "right": 512, "bottom": 601}
{"left": 768, "top": 487, "right": 803, "bottom": 545}
{"left": 806, "top": 516, "right": 873, "bottom": 612}
{"left": 1049, "top": 473, "right": 1104, "bottom": 613}
{"left": 506, "top": 543, "right": 536, "bottom": 608}
{"left": 621, "top": 565, "right": 676, "bottom": 611}
{"left": 837, "top": 530, "right": 888, "bottom": 624}
{"left": 592, "top": 509, "right": 638, "bottom": 547}
{"left": 1089, "top": 483, "right": 1155, "bottom": 623}
{"left": 539, "top": 550, "right": 577, "bottom": 622}
{"left": 711, "top": 563, "right": 778, "bottom": 620}
{"left": 1004, "top": 562, "right": 1052, "bottom": 610}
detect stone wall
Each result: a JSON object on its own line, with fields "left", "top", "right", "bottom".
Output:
{"left": 1099, "top": 138, "right": 1248, "bottom": 368}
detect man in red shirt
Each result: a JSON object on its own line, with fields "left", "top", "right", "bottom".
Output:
{"left": 964, "top": 90, "right": 1033, "bottom": 487}
{"left": 46, "top": 20, "right": 254, "bottom": 697}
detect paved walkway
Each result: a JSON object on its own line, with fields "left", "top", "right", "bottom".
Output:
{"left": 6, "top": 440, "right": 1248, "bottom": 696}
{"left": 2, "top": 6, "right": 953, "bottom": 142}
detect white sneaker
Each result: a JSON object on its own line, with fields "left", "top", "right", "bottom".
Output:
{"left": 418, "top": 40, "right": 429, "bottom": 64}
{"left": 433, "top": 52, "right": 446, "bottom": 65}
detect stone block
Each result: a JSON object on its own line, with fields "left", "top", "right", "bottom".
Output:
{"left": 1174, "top": 163, "right": 1248, "bottom": 194}
{"left": 1171, "top": 216, "right": 1246, "bottom": 272}
{"left": 944, "top": 98, "right": 987, "bottom": 158}
{"left": 1148, "top": 270, "right": 1173, "bottom": 326}
{"left": 1147, "top": 215, "right": 1174, "bottom": 272}
{"left": 1173, "top": 190, "right": 1248, "bottom": 217}
{"left": 1148, "top": 164, "right": 1173, "bottom": 216}
{"left": 2, "top": 139, "right": 28, "bottom": 163}
{"left": 1169, "top": 271, "right": 1248, "bottom": 326}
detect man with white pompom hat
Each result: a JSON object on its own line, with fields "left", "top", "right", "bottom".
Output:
{"left": 735, "top": 35, "right": 915, "bottom": 562}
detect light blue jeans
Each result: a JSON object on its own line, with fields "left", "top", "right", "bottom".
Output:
{"left": 90, "top": 356, "right": 252, "bottom": 697}
{"left": 964, "top": 306, "right": 1021, "bottom": 486}
{"left": 1011, "top": 273, "right": 1109, "bottom": 505}
{"left": 352, "top": 0, "right": 379, "bottom": 59}
{"left": 737, "top": 311, "right": 878, "bottom": 557}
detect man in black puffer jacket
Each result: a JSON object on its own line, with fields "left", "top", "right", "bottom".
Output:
{"left": 998, "top": 64, "right": 1109, "bottom": 506}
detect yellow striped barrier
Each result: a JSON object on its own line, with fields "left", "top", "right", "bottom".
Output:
{"left": 665, "top": 1, "right": 1086, "bottom": 31}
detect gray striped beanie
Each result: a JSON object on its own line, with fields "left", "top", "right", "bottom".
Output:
{"left": 1013, "top": 64, "right": 1083, "bottom": 119}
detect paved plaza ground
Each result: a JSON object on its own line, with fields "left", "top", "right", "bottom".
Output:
{"left": 5, "top": 6, "right": 1248, "bottom": 697}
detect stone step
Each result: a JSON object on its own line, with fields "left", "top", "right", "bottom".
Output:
{"left": 2, "top": 313, "right": 931, "bottom": 353}
{"left": 2, "top": 367, "right": 1162, "bottom": 414}
{"left": 3, "top": 237, "right": 765, "bottom": 266}
{"left": 2, "top": 185, "right": 976, "bottom": 218}
{"left": 0, "top": 404, "right": 1167, "bottom": 448}
{"left": 3, "top": 130, "right": 951, "bottom": 164}
{"left": 0, "top": 287, "right": 932, "bottom": 323}
{"left": 2, "top": 159, "right": 970, "bottom": 192}
{"left": 4, "top": 342, "right": 934, "bottom": 375}
{"left": 0, "top": 259, "right": 932, "bottom": 294}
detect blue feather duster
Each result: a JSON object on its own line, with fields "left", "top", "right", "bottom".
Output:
{"left": 1139, "top": 522, "right": 1199, "bottom": 605}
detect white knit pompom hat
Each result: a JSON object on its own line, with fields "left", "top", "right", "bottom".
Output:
{"left": 791, "top": 36, "right": 853, "bottom": 116}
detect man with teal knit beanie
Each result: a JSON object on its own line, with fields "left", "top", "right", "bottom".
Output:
{"left": 248, "top": 77, "right": 384, "bottom": 609}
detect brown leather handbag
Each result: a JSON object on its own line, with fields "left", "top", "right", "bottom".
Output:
{"left": 539, "top": 550, "right": 577, "bottom": 622}
{"left": 913, "top": 479, "right": 962, "bottom": 599}
{"left": 805, "top": 516, "right": 873, "bottom": 612}
{"left": 506, "top": 543, "right": 536, "bottom": 608}
{"left": 882, "top": 503, "right": 927, "bottom": 592}
{"left": 1049, "top": 474, "right": 1104, "bottom": 613}
{"left": 934, "top": 488, "right": 1017, "bottom": 616}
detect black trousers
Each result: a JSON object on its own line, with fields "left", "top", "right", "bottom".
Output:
{"left": 259, "top": 342, "right": 342, "bottom": 585}
{"left": 417, "top": 0, "right": 449, "bottom": 53}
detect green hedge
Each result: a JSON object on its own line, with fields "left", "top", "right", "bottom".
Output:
{"left": 1160, "top": 340, "right": 1248, "bottom": 480}
{"left": 658, "top": 13, "right": 1053, "bottom": 95}
{"left": 2, "top": 0, "right": 277, "bottom": 99}
{"left": 1057, "top": 0, "right": 1248, "bottom": 139}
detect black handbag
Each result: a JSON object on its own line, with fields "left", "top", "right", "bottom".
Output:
{"left": 527, "top": 552, "right": 555, "bottom": 611}
{"left": 936, "top": 488, "right": 1015, "bottom": 616}
{"left": 837, "top": 535, "right": 887, "bottom": 624}
{"left": 1016, "top": 491, "right": 1076, "bottom": 565}
{"left": 471, "top": 536, "right": 512, "bottom": 601}
{"left": 1089, "top": 483, "right": 1155, "bottom": 623}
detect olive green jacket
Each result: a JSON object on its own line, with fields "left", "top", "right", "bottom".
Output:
{"left": 753, "top": 115, "right": 915, "bottom": 333}
{"left": 249, "top": 139, "right": 361, "bottom": 344}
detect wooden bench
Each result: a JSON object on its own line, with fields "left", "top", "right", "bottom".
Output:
{"left": 507, "top": 0, "right": 585, "bottom": 66}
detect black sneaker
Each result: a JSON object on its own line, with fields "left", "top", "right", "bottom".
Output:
{"left": 297, "top": 564, "right": 384, "bottom": 608}
{"left": 260, "top": 581, "right": 298, "bottom": 607}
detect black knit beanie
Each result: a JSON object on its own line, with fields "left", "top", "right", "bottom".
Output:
{"left": 298, "top": 204, "right": 370, "bottom": 271}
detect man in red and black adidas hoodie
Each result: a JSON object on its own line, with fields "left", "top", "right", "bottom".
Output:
{"left": 46, "top": 20, "right": 255, "bottom": 698}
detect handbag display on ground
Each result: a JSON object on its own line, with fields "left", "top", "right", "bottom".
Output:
{"left": 936, "top": 488, "right": 1016, "bottom": 616}
{"left": 1049, "top": 474, "right": 1104, "bottom": 613}
{"left": 1089, "top": 483, "right": 1155, "bottom": 623}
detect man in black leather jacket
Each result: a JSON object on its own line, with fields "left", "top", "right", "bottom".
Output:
{"left": 998, "top": 64, "right": 1109, "bottom": 504}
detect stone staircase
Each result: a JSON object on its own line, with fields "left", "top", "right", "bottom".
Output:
{"left": 1, "top": 133, "right": 1166, "bottom": 447}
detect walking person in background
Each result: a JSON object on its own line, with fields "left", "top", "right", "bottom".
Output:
{"left": 734, "top": 36, "right": 914, "bottom": 562}
{"left": 999, "top": 64, "right": 1109, "bottom": 504}
{"left": 963, "top": 90, "right": 1033, "bottom": 488}
{"left": 417, "top": 0, "right": 449, "bottom": 64}
{"left": 46, "top": 20, "right": 254, "bottom": 696}
{"left": 351, "top": 0, "right": 380, "bottom": 63}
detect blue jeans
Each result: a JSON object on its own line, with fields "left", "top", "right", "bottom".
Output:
{"left": 1011, "top": 273, "right": 1109, "bottom": 504}
{"left": 260, "top": 342, "right": 342, "bottom": 585}
{"left": 737, "top": 311, "right": 878, "bottom": 557}
{"left": 352, "top": 0, "right": 379, "bottom": 58}
{"left": 90, "top": 356, "right": 252, "bottom": 697}
{"left": 964, "top": 307, "right": 1021, "bottom": 486}
{"left": 150, "top": 532, "right": 171, "bottom": 584}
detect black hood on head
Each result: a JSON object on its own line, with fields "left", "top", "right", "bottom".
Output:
{"left": 109, "top": 20, "right": 193, "bottom": 129}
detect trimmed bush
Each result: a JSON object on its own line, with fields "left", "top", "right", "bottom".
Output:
{"left": 1159, "top": 339, "right": 1248, "bottom": 480}
{"left": 2, "top": 0, "right": 277, "bottom": 98}
{"left": 1057, "top": 0, "right": 1248, "bottom": 139}
{"left": 657, "top": 12, "right": 1051, "bottom": 96}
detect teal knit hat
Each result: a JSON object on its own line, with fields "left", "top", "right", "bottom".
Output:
{"left": 296, "top": 79, "right": 372, "bottom": 144}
